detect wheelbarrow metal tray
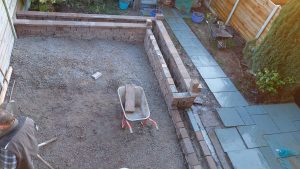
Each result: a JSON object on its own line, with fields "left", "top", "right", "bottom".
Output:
{"left": 118, "top": 86, "right": 150, "bottom": 121}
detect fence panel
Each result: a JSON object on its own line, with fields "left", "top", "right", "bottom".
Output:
{"left": 206, "top": 0, "right": 281, "bottom": 42}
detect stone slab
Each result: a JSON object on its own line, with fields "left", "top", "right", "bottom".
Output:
{"left": 215, "top": 128, "right": 246, "bottom": 152}
{"left": 237, "top": 125, "right": 268, "bottom": 148}
{"left": 204, "top": 78, "right": 237, "bottom": 93}
{"left": 268, "top": 110, "right": 298, "bottom": 132}
{"left": 213, "top": 92, "right": 248, "bottom": 108}
{"left": 251, "top": 114, "right": 280, "bottom": 134}
{"left": 235, "top": 107, "right": 255, "bottom": 125}
{"left": 216, "top": 108, "right": 244, "bottom": 127}
{"left": 198, "top": 66, "right": 227, "bottom": 79}
{"left": 264, "top": 132, "right": 300, "bottom": 158}
{"left": 190, "top": 55, "right": 218, "bottom": 67}
{"left": 259, "top": 147, "right": 283, "bottom": 169}
{"left": 227, "top": 149, "right": 271, "bottom": 169}
{"left": 263, "top": 103, "right": 300, "bottom": 121}
{"left": 279, "top": 156, "right": 300, "bottom": 169}
{"left": 245, "top": 105, "right": 267, "bottom": 115}
{"left": 294, "top": 121, "right": 300, "bottom": 130}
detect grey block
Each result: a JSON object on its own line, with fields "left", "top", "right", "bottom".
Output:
{"left": 216, "top": 108, "right": 244, "bottom": 127}
{"left": 204, "top": 78, "right": 237, "bottom": 93}
{"left": 227, "top": 149, "right": 271, "bottom": 169}
{"left": 213, "top": 91, "right": 248, "bottom": 108}
{"left": 245, "top": 105, "right": 267, "bottom": 115}
{"left": 198, "top": 66, "right": 227, "bottom": 79}
{"left": 215, "top": 128, "right": 246, "bottom": 152}
{"left": 237, "top": 125, "right": 268, "bottom": 148}
{"left": 235, "top": 107, "right": 255, "bottom": 125}
{"left": 259, "top": 147, "right": 283, "bottom": 169}
{"left": 264, "top": 132, "right": 300, "bottom": 158}
{"left": 251, "top": 114, "right": 280, "bottom": 134}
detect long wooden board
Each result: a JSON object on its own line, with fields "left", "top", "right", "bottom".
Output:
{"left": 125, "top": 84, "right": 136, "bottom": 112}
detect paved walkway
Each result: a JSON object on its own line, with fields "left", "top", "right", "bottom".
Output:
{"left": 163, "top": 8, "right": 300, "bottom": 169}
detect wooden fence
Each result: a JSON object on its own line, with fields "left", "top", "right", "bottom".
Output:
{"left": 0, "top": 0, "right": 17, "bottom": 103}
{"left": 204, "top": 0, "right": 282, "bottom": 42}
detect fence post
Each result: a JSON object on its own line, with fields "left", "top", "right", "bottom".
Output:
{"left": 225, "top": 0, "right": 240, "bottom": 25}
{"left": 2, "top": 0, "right": 17, "bottom": 39}
{"left": 256, "top": 5, "right": 280, "bottom": 39}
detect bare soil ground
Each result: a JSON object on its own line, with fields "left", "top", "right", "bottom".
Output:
{"left": 10, "top": 37, "right": 186, "bottom": 169}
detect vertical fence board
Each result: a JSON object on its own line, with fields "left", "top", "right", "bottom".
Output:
{"left": 209, "top": 0, "right": 281, "bottom": 42}
{"left": 0, "top": 0, "right": 16, "bottom": 87}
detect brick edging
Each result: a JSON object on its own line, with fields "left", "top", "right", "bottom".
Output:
{"left": 170, "top": 109, "right": 203, "bottom": 169}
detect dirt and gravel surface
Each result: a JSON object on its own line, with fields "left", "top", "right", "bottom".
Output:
{"left": 10, "top": 37, "right": 186, "bottom": 169}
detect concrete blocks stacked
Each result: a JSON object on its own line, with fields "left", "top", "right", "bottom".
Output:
{"left": 14, "top": 19, "right": 146, "bottom": 43}
{"left": 144, "top": 29, "right": 177, "bottom": 109}
{"left": 16, "top": 11, "right": 155, "bottom": 23}
{"left": 152, "top": 20, "right": 201, "bottom": 109}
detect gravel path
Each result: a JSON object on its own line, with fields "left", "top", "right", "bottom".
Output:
{"left": 11, "top": 37, "right": 186, "bottom": 169}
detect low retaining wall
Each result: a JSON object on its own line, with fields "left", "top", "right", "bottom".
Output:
{"left": 14, "top": 19, "right": 146, "bottom": 42}
{"left": 17, "top": 11, "right": 155, "bottom": 23}
{"left": 144, "top": 28, "right": 200, "bottom": 109}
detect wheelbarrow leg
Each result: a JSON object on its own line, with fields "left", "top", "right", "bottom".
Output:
{"left": 121, "top": 113, "right": 133, "bottom": 133}
{"left": 141, "top": 119, "right": 147, "bottom": 127}
{"left": 121, "top": 115, "right": 126, "bottom": 129}
{"left": 148, "top": 118, "right": 159, "bottom": 130}
{"left": 125, "top": 120, "right": 133, "bottom": 133}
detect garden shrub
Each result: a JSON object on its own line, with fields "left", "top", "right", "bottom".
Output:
{"left": 246, "top": 0, "right": 300, "bottom": 93}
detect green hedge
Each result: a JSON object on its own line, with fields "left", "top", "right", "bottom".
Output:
{"left": 250, "top": 0, "right": 300, "bottom": 90}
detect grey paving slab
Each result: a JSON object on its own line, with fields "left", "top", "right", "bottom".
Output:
{"left": 184, "top": 46, "right": 208, "bottom": 56}
{"left": 204, "top": 78, "right": 238, "bottom": 93}
{"left": 264, "top": 132, "right": 300, "bottom": 158}
{"left": 245, "top": 105, "right": 267, "bottom": 115}
{"left": 263, "top": 103, "right": 300, "bottom": 121}
{"left": 191, "top": 55, "right": 219, "bottom": 67}
{"left": 198, "top": 66, "right": 227, "bottom": 79}
{"left": 213, "top": 91, "right": 248, "bottom": 108}
{"left": 259, "top": 147, "right": 283, "bottom": 169}
{"left": 251, "top": 114, "right": 280, "bottom": 134}
{"left": 216, "top": 108, "right": 244, "bottom": 127}
{"left": 238, "top": 125, "right": 268, "bottom": 148}
{"left": 173, "top": 30, "right": 195, "bottom": 39}
{"left": 268, "top": 110, "right": 298, "bottom": 132}
{"left": 179, "top": 38, "right": 203, "bottom": 46}
{"left": 235, "top": 107, "right": 255, "bottom": 125}
{"left": 187, "top": 110, "right": 200, "bottom": 131}
{"left": 294, "top": 121, "right": 300, "bottom": 130}
{"left": 279, "top": 156, "right": 300, "bottom": 169}
{"left": 227, "top": 149, "right": 271, "bottom": 169}
{"left": 292, "top": 131, "right": 300, "bottom": 143}
{"left": 215, "top": 128, "right": 246, "bottom": 152}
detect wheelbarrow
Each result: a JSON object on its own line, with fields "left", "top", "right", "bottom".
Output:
{"left": 117, "top": 85, "right": 159, "bottom": 133}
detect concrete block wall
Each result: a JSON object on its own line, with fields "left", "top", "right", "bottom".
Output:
{"left": 153, "top": 20, "right": 191, "bottom": 92}
{"left": 144, "top": 29, "right": 177, "bottom": 109}
{"left": 14, "top": 19, "right": 146, "bottom": 43}
{"left": 144, "top": 28, "right": 198, "bottom": 109}
{"left": 17, "top": 11, "right": 155, "bottom": 23}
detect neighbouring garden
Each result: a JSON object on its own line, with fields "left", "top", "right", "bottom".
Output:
{"left": 29, "top": 0, "right": 137, "bottom": 15}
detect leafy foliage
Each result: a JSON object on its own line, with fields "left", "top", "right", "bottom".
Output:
{"left": 30, "top": 0, "right": 120, "bottom": 14}
{"left": 256, "top": 68, "right": 295, "bottom": 94}
{"left": 249, "top": 0, "right": 300, "bottom": 92}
